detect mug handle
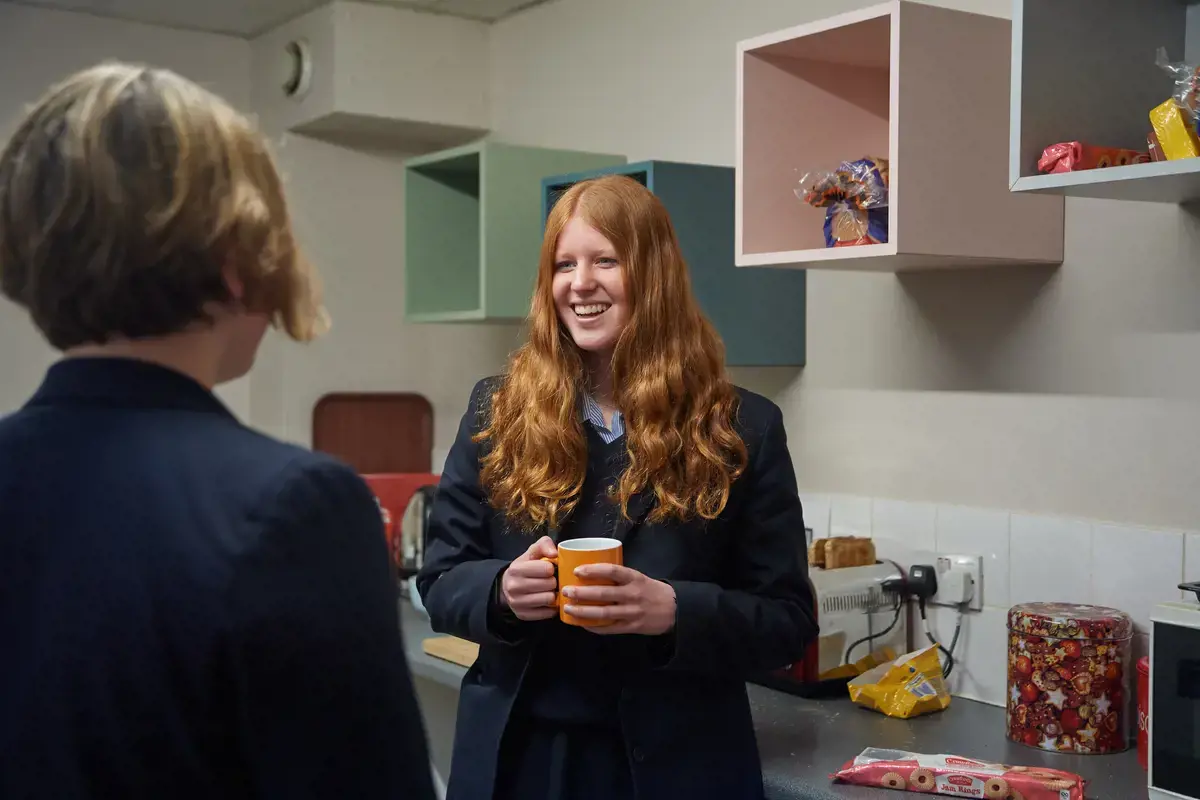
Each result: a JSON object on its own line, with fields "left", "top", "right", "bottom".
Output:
{"left": 540, "top": 556, "right": 559, "bottom": 606}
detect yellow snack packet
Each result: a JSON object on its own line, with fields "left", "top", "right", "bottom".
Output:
{"left": 855, "top": 646, "right": 898, "bottom": 674}
{"left": 818, "top": 646, "right": 897, "bottom": 682}
{"left": 847, "top": 645, "right": 952, "bottom": 719}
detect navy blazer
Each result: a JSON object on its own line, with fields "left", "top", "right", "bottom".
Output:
{"left": 417, "top": 378, "right": 818, "bottom": 800}
{"left": 0, "top": 358, "right": 434, "bottom": 800}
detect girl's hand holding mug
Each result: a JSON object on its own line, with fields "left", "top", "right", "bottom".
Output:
{"left": 500, "top": 536, "right": 559, "bottom": 621}
{"left": 500, "top": 536, "right": 676, "bottom": 634}
{"left": 563, "top": 565, "right": 677, "bottom": 636}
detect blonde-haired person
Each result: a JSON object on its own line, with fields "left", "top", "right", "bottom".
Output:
{"left": 417, "top": 175, "right": 818, "bottom": 800}
{"left": 0, "top": 64, "right": 434, "bottom": 800}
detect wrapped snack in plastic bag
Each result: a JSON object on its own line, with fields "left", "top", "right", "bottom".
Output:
{"left": 1157, "top": 46, "right": 1200, "bottom": 129}
{"left": 795, "top": 157, "right": 889, "bottom": 248}
{"left": 1152, "top": 47, "right": 1200, "bottom": 160}
{"left": 832, "top": 748, "right": 1086, "bottom": 799}
{"left": 848, "top": 645, "right": 950, "bottom": 719}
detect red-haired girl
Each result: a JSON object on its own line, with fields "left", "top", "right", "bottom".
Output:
{"left": 417, "top": 175, "right": 817, "bottom": 800}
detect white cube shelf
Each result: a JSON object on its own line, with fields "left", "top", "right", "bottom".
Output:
{"left": 1011, "top": 0, "right": 1200, "bottom": 203}
{"left": 736, "top": 1, "right": 1064, "bottom": 272}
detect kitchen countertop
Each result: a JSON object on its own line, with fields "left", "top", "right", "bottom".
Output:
{"left": 399, "top": 602, "right": 1147, "bottom": 800}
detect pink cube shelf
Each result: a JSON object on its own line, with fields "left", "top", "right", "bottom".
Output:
{"left": 736, "top": 1, "right": 1064, "bottom": 272}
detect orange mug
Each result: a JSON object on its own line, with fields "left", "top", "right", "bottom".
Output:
{"left": 542, "top": 537, "right": 623, "bottom": 627}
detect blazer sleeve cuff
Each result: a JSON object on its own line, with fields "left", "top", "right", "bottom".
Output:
{"left": 484, "top": 565, "right": 529, "bottom": 645}
{"left": 422, "top": 557, "right": 513, "bottom": 646}
{"left": 461, "top": 558, "right": 513, "bottom": 646}
{"left": 459, "top": 558, "right": 540, "bottom": 647}
{"left": 655, "top": 579, "right": 721, "bottom": 672}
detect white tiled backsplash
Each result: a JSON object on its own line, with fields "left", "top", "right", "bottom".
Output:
{"left": 799, "top": 493, "right": 1197, "bottom": 708}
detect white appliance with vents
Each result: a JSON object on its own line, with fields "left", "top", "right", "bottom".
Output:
{"left": 1148, "top": 587, "right": 1200, "bottom": 800}
{"left": 810, "top": 562, "right": 908, "bottom": 674}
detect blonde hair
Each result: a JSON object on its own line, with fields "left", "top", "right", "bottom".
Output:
{"left": 0, "top": 62, "right": 327, "bottom": 349}
{"left": 477, "top": 175, "right": 748, "bottom": 532}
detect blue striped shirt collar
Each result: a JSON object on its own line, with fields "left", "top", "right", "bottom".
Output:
{"left": 580, "top": 393, "right": 625, "bottom": 444}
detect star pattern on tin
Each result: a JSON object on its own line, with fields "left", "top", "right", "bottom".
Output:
{"left": 1045, "top": 688, "right": 1067, "bottom": 709}
{"left": 1096, "top": 695, "right": 1112, "bottom": 715}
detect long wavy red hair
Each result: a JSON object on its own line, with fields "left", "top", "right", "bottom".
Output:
{"left": 476, "top": 175, "right": 748, "bottom": 532}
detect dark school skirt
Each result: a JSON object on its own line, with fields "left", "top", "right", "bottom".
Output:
{"left": 492, "top": 715, "right": 634, "bottom": 800}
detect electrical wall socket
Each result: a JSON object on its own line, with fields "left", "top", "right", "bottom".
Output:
{"left": 926, "top": 553, "right": 984, "bottom": 611}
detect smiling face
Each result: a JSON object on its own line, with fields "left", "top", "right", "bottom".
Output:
{"left": 552, "top": 214, "right": 629, "bottom": 365}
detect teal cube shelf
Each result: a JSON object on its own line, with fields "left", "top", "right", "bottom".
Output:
{"left": 404, "top": 141, "right": 625, "bottom": 322}
{"left": 541, "top": 161, "right": 806, "bottom": 367}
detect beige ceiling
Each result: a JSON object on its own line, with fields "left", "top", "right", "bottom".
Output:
{"left": 1, "top": 0, "right": 551, "bottom": 36}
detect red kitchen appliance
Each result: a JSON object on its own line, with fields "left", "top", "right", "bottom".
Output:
{"left": 362, "top": 472, "right": 439, "bottom": 579}
{"left": 1138, "top": 655, "right": 1150, "bottom": 770}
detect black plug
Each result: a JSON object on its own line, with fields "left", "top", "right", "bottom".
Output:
{"left": 907, "top": 564, "right": 938, "bottom": 601}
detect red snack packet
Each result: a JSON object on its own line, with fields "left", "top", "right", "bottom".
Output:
{"left": 1037, "top": 141, "right": 1150, "bottom": 173}
{"left": 832, "top": 748, "right": 1085, "bottom": 799}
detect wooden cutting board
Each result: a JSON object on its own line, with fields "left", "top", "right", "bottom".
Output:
{"left": 422, "top": 636, "right": 479, "bottom": 668}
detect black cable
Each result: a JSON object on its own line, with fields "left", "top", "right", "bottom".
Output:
{"left": 844, "top": 598, "right": 903, "bottom": 665}
{"left": 919, "top": 599, "right": 963, "bottom": 679}
{"left": 946, "top": 609, "right": 964, "bottom": 657}
{"left": 842, "top": 563, "right": 907, "bottom": 666}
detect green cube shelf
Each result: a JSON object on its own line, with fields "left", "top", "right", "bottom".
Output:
{"left": 542, "top": 161, "right": 806, "bottom": 367}
{"left": 404, "top": 141, "right": 625, "bottom": 322}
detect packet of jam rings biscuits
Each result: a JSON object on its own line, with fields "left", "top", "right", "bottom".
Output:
{"left": 832, "top": 748, "right": 1086, "bottom": 799}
